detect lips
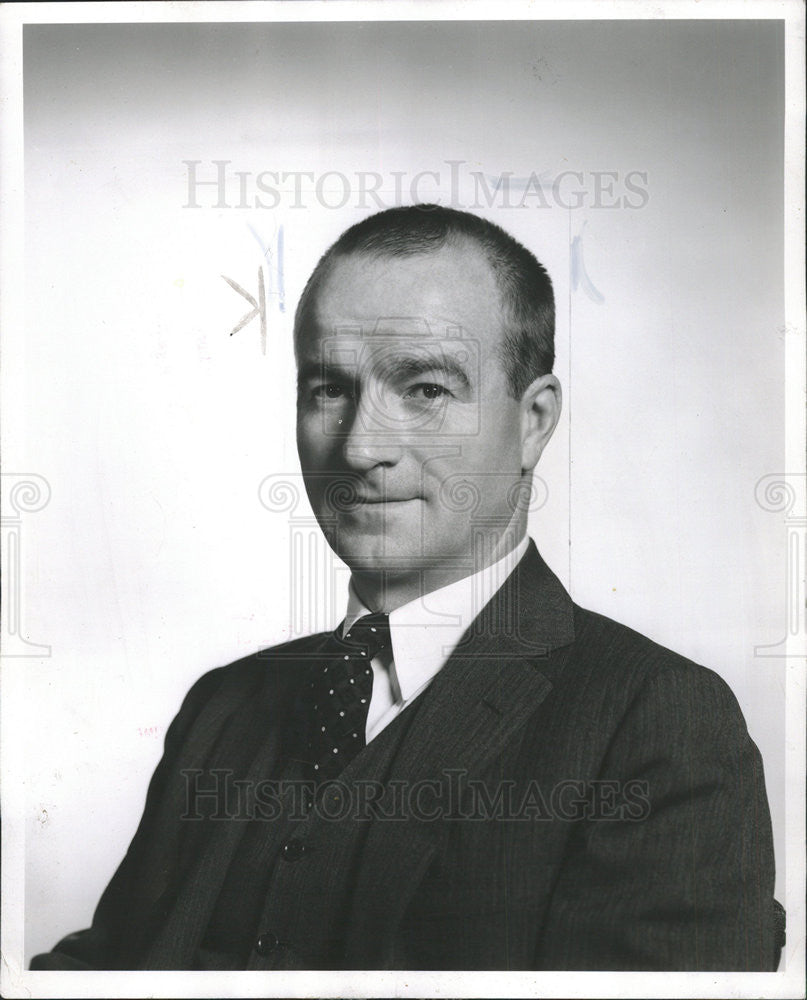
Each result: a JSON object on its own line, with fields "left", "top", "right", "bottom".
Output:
{"left": 354, "top": 496, "right": 420, "bottom": 504}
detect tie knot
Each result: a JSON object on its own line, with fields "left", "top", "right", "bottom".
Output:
{"left": 339, "top": 612, "right": 391, "bottom": 661}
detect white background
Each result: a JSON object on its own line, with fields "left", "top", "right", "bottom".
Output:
{"left": 1, "top": 8, "right": 796, "bottom": 986}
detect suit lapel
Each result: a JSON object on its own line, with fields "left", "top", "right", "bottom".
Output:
{"left": 344, "top": 542, "right": 575, "bottom": 964}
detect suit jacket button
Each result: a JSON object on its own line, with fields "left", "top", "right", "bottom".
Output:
{"left": 255, "top": 931, "right": 279, "bottom": 956}
{"left": 281, "top": 838, "right": 306, "bottom": 862}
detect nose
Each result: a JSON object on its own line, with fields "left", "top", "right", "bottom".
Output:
{"left": 341, "top": 391, "right": 403, "bottom": 470}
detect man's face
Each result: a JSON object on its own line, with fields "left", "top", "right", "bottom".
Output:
{"left": 295, "top": 242, "right": 529, "bottom": 586}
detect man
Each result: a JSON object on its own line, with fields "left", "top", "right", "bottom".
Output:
{"left": 32, "top": 205, "right": 780, "bottom": 971}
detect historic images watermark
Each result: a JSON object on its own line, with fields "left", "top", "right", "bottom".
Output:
{"left": 180, "top": 768, "right": 651, "bottom": 824}
{"left": 0, "top": 474, "right": 51, "bottom": 658}
{"left": 183, "top": 160, "right": 650, "bottom": 212}
{"left": 754, "top": 473, "right": 807, "bottom": 659}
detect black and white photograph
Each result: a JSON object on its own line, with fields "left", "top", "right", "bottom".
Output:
{"left": 1, "top": 1, "right": 804, "bottom": 997}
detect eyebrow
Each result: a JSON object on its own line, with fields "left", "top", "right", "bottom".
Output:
{"left": 297, "top": 353, "right": 472, "bottom": 390}
{"left": 389, "top": 354, "right": 471, "bottom": 388}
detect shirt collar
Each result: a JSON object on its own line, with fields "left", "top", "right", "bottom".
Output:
{"left": 344, "top": 534, "right": 530, "bottom": 701}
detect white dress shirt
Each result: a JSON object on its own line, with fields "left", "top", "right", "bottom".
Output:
{"left": 343, "top": 534, "right": 530, "bottom": 743}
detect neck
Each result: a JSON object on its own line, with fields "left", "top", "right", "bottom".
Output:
{"left": 349, "top": 528, "right": 526, "bottom": 614}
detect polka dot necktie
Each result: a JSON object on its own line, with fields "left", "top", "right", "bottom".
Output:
{"left": 307, "top": 612, "right": 391, "bottom": 781}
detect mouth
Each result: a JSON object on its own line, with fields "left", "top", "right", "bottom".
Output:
{"left": 353, "top": 496, "right": 421, "bottom": 505}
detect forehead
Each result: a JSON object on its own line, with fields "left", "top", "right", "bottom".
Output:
{"left": 299, "top": 242, "right": 504, "bottom": 355}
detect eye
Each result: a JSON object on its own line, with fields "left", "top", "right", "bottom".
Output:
{"left": 404, "top": 383, "right": 451, "bottom": 401}
{"left": 313, "top": 383, "right": 351, "bottom": 399}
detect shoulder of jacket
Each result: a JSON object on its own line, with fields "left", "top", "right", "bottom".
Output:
{"left": 568, "top": 603, "right": 740, "bottom": 708}
{"left": 176, "top": 631, "right": 332, "bottom": 716}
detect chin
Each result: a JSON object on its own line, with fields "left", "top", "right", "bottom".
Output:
{"left": 330, "top": 525, "right": 474, "bottom": 578}
{"left": 334, "top": 540, "right": 423, "bottom": 574}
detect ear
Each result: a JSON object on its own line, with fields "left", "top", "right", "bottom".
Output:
{"left": 520, "top": 374, "right": 562, "bottom": 472}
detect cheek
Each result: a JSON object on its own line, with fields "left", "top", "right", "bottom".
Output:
{"left": 297, "top": 413, "right": 331, "bottom": 464}
{"left": 423, "top": 425, "right": 522, "bottom": 514}
{"left": 455, "top": 419, "right": 523, "bottom": 474}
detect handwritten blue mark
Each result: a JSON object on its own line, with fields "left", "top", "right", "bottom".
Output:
{"left": 247, "top": 223, "right": 286, "bottom": 314}
{"left": 277, "top": 225, "right": 285, "bottom": 314}
{"left": 570, "top": 223, "right": 604, "bottom": 304}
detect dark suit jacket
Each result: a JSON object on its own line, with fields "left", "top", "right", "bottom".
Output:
{"left": 31, "top": 543, "right": 778, "bottom": 971}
